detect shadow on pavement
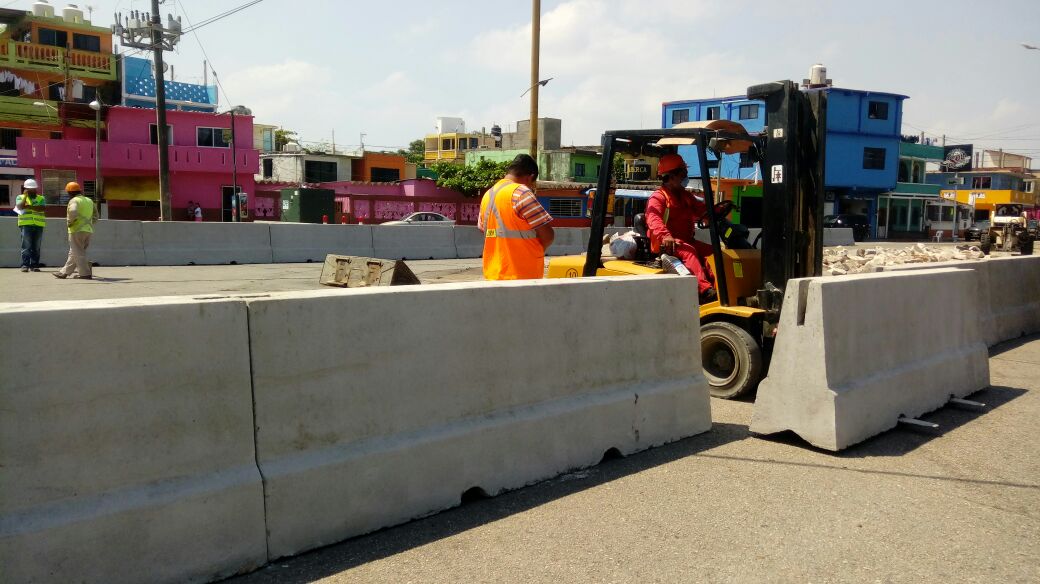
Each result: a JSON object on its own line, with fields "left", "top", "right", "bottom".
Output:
{"left": 223, "top": 422, "right": 747, "bottom": 583}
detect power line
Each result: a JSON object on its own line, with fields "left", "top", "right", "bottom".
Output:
{"left": 182, "top": 0, "right": 265, "bottom": 34}
{"left": 175, "top": 0, "right": 234, "bottom": 105}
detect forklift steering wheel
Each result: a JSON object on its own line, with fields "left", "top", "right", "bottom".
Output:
{"left": 697, "top": 200, "right": 737, "bottom": 226}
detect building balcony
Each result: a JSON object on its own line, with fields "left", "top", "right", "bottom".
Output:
{"left": 17, "top": 138, "right": 260, "bottom": 174}
{"left": 892, "top": 182, "right": 941, "bottom": 196}
{"left": 0, "top": 40, "right": 116, "bottom": 80}
{"left": 424, "top": 150, "right": 461, "bottom": 162}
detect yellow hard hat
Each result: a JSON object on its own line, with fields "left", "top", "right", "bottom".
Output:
{"left": 65, "top": 181, "right": 81, "bottom": 193}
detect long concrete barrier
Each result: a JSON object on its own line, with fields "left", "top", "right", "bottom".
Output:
{"left": 823, "top": 227, "right": 855, "bottom": 247}
{"left": 546, "top": 227, "right": 590, "bottom": 256}
{"left": 0, "top": 296, "right": 267, "bottom": 584}
{"left": 268, "top": 223, "right": 374, "bottom": 263}
{"left": 142, "top": 221, "right": 274, "bottom": 265}
{"left": 750, "top": 268, "right": 990, "bottom": 451}
{"left": 879, "top": 255, "right": 1040, "bottom": 347}
{"left": 371, "top": 225, "right": 456, "bottom": 260}
{"left": 453, "top": 225, "right": 484, "bottom": 258}
{"left": 2, "top": 217, "right": 146, "bottom": 268}
{"left": 246, "top": 276, "right": 712, "bottom": 558}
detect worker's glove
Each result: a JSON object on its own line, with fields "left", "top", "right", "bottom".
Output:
{"left": 661, "top": 235, "right": 676, "bottom": 254}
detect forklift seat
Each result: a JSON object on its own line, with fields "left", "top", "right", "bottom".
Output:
{"left": 634, "top": 213, "right": 649, "bottom": 237}
{"left": 632, "top": 213, "right": 654, "bottom": 262}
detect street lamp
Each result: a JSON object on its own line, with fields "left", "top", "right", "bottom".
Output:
{"left": 221, "top": 105, "right": 251, "bottom": 222}
{"left": 89, "top": 99, "right": 102, "bottom": 211}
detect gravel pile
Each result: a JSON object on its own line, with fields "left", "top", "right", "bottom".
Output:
{"left": 823, "top": 243, "right": 985, "bottom": 276}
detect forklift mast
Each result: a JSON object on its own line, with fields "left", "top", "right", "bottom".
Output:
{"left": 747, "top": 80, "right": 827, "bottom": 317}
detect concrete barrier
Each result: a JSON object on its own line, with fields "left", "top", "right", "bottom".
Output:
{"left": 269, "top": 223, "right": 374, "bottom": 263}
{"left": 823, "top": 227, "right": 855, "bottom": 247}
{"left": 547, "top": 227, "right": 590, "bottom": 256}
{"left": 142, "top": 221, "right": 273, "bottom": 265}
{"left": 750, "top": 268, "right": 990, "bottom": 451}
{"left": 246, "top": 275, "right": 711, "bottom": 558}
{"left": 371, "top": 225, "right": 456, "bottom": 260}
{"left": 453, "top": 225, "right": 484, "bottom": 259}
{"left": 879, "top": 255, "right": 1040, "bottom": 347}
{"left": 2, "top": 218, "right": 147, "bottom": 268}
{"left": 0, "top": 296, "right": 267, "bottom": 584}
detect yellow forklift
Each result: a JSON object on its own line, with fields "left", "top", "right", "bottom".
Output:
{"left": 547, "top": 81, "right": 827, "bottom": 398}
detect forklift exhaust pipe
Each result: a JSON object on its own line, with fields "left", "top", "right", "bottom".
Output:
{"left": 319, "top": 254, "right": 421, "bottom": 288}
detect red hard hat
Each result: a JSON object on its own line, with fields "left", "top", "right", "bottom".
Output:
{"left": 657, "top": 154, "right": 687, "bottom": 177}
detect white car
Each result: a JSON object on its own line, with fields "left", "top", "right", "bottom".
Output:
{"left": 381, "top": 212, "right": 456, "bottom": 226}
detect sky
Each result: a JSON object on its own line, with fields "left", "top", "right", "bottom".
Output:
{"left": 57, "top": 0, "right": 1040, "bottom": 158}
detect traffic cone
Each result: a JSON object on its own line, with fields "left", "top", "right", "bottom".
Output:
{"left": 340, "top": 215, "right": 347, "bottom": 224}
{"left": 322, "top": 214, "right": 329, "bottom": 224}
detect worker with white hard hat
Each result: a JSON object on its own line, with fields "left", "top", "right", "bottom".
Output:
{"left": 14, "top": 178, "right": 45, "bottom": 272}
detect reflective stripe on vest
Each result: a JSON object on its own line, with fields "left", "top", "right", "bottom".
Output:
{"left": 481, "top": 181, "right": 537, "bottom": 240}
{"left": 16, "top": 194, "right": 46, "bottom": 228}
{"left": 69, "top": 196, "right": 95, "bottom": 233}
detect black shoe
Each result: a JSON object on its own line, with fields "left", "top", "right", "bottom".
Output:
{"left": 699, "top": 287, "right": 718, "bottom": 303}
{"left": 31, "top": 268, "right": 40, "bottom": 272}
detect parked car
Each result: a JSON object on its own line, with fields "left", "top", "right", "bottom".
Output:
{"left": 823, "top": 214, "right": 870, "bottom": 242}
{"left": 964, "top": 220, "right": 990, "bottom": 241}
{"left": 381, "top": 212, "right": 455, "bottom": 226}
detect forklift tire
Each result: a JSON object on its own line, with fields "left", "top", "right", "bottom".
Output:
{"left": 700, "top": 322, "right": 763, "bottom": 399}
{"left": 980, "top": 231, "right": 992, "bottom": 256}
{"left": 1020, "top": 236, "right": 1034, "bottom": 256}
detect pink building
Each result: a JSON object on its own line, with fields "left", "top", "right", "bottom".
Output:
{"left": 254, "top": 178, "right": 480, "bottom": 225}
{"left": 17, "top": 106, "right": 259, "bottom": 221}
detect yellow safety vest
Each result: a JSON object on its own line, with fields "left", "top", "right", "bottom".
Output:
{"left": 68, "top": 195, "right": 95, "bottom": 234}
{"left": 16, "top": 193, "right": 46, "bottom": 228}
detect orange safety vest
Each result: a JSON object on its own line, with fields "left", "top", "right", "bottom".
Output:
{"left": 480, "top": 178, "right": 544, "bottom": 280}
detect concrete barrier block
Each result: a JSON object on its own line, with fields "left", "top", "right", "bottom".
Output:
{"left": 750, "top": 268, "right": 990, "bottom": 451}
{"left": 371, "top": 225, "right": 456, "bottom": 260}
{"left": 0, "top": 296, "right": 266, "bottom": 584}
{"left": 246, "top": 276, "right": 711, "bottom": 558}
{"left": 986, "top": 256, "right": 1040, "bottom": 344}
{"left": 269, "top": 223, "right": 374, "bottom": 263}
{"left": 546, "top": 227, "right": 590, "bottom": 256}
{"left": 86, "top": 220, "right": 147, "bottom": 266}
{"left": 0, "top": 217, "right": 22, "bottom": 267}
{"left": 453, "top": 225, "right": 484, "bottom": 259}
{"left": 823, "top": 228, "right": 855, "bottom": 246}
{"left": 142, "top": 221, "right": 273, "bottom": 265}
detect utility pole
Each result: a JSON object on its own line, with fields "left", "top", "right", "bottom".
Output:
{"left": 529, "top": 0, "right": 540, "bottom": 159}
{"left": 114, "top": 2, "right": 182, "bottom": 221}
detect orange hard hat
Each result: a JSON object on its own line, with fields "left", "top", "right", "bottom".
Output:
{"left": 657, "top": 154, "right": 687, "bottom": 177}
{"left": 65, "top": 181, "right": 82, "bottom": 192}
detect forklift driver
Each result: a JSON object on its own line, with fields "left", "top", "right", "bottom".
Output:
{"left": 645, "top": 153, "right": 718, "bottom": 303}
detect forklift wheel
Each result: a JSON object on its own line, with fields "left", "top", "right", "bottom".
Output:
{"left": 700, "top": 322, "right": 763, "bottom": 399}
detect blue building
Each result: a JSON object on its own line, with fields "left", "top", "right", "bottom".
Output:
{"left": 121, "top": 56, "right": 218, "bottom": 112}
{"left": 662, "top": 86, "right": 908, "bottom": 238}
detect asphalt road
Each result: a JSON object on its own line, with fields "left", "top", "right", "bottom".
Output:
{"left": 225, "top": 336, "right": 1040, "bottom": 584}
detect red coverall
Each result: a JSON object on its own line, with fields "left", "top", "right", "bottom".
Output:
{"left": 645, "top": 187, "right": 716, "bottom": 294}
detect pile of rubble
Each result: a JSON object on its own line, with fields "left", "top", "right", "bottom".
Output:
{"left": 823, "top": 243, "right": 985, "bottom": 276}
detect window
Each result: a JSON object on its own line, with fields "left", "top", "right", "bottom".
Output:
{"left": 76, "top": 85, "right": 97, "bottom": 104}
{"left": 574, "top": 162, "right": 587, "bottom": 177}
{"left": 72, "top": 33, "right": 101, "bottom": 52}
{"left": 738, "top": 104, "right": 759, "bottom": 120}
{"left": 459, "top": 138, "right": 468, "bottom": 150}
{"left": 868, "top": 101, "right": 889, "bottom": 120}
{"left": 149, "top": 124, "right": 172, "bottom": 145}
{"left": 197, "top": 127, "right": 231, "bottom": 148}
{"left": 38, "top": 28, "right": 68, "bottom": 48}
{"left": 862, "top": 147, "right": 886, "bottom": 170}
{"left": 671, "top": 109, "right": 689, "bottom": 125}
{"left": 262, "top": 158, "right": 273, "bottom": 178}
{"left": 304, "top": 160, "right": 337, "bottom": 183}
{"left": 706, "top": 106, "right": 720, "bottom": 121}
{"left": 82, "top": 180, "right": 96, "bottom": 199}
{"left": 371, "top": 167, "right": 400, "bottom": 182}
{"left": 738, "top": 152, "right": 754, "bottom": 168}
{"left": 442, "top": 138, "right": 454, "bottom": 150}
{"left": 50, "top": 132, "right": 61, "bottom": 140}
{"left": 41, "top": 169, "right": 77, "bottom": 204}
{"left": 0, "top": 184, "right": 9, "bottom": 207}
{"left": 0, "top": 128, "right": 20, "bottom": 150}
{"left": 0, "top": 80, "right": 18, "bottom": 97}
{"left": 971, "top": 176, "right": 991, "bottom": 189}
{"left": 262, "top": 129, "right": 274, "bottom": 152}
{"left": 48, "top": 82, "right": 63, "bottom": 101}
{"left": 469, "top": 137, "right": 479, "bottom": 148}
{"left": 548, "top": 198, "right": 582, "bottom": 217}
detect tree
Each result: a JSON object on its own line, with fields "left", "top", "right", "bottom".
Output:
{"left": 612, "top": 153, "right": 627, "bottom": 183}
{"left": 396, "top": 139, "right": 426, "bottom": 165}
{"left": 432, "top": 159, "right": 510, "bottom": 197}
{"left": 274, "top": 129, "right": 298, "bottom": 151}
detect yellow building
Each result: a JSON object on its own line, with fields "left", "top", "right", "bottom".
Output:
{"left": 423, "top": 131, "right": 497, "bottom": 165}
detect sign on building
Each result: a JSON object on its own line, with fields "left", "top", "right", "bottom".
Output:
{"left": 942, "top": 144, "right": 973, "bottom": 172}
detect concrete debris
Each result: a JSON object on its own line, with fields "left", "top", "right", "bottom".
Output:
{"left": 823, "top": 243, "right": 985, "bottom": 276}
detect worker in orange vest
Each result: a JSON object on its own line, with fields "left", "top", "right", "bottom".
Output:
{"left": 478, "top": 154, "right": 555, "bottom": 280}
